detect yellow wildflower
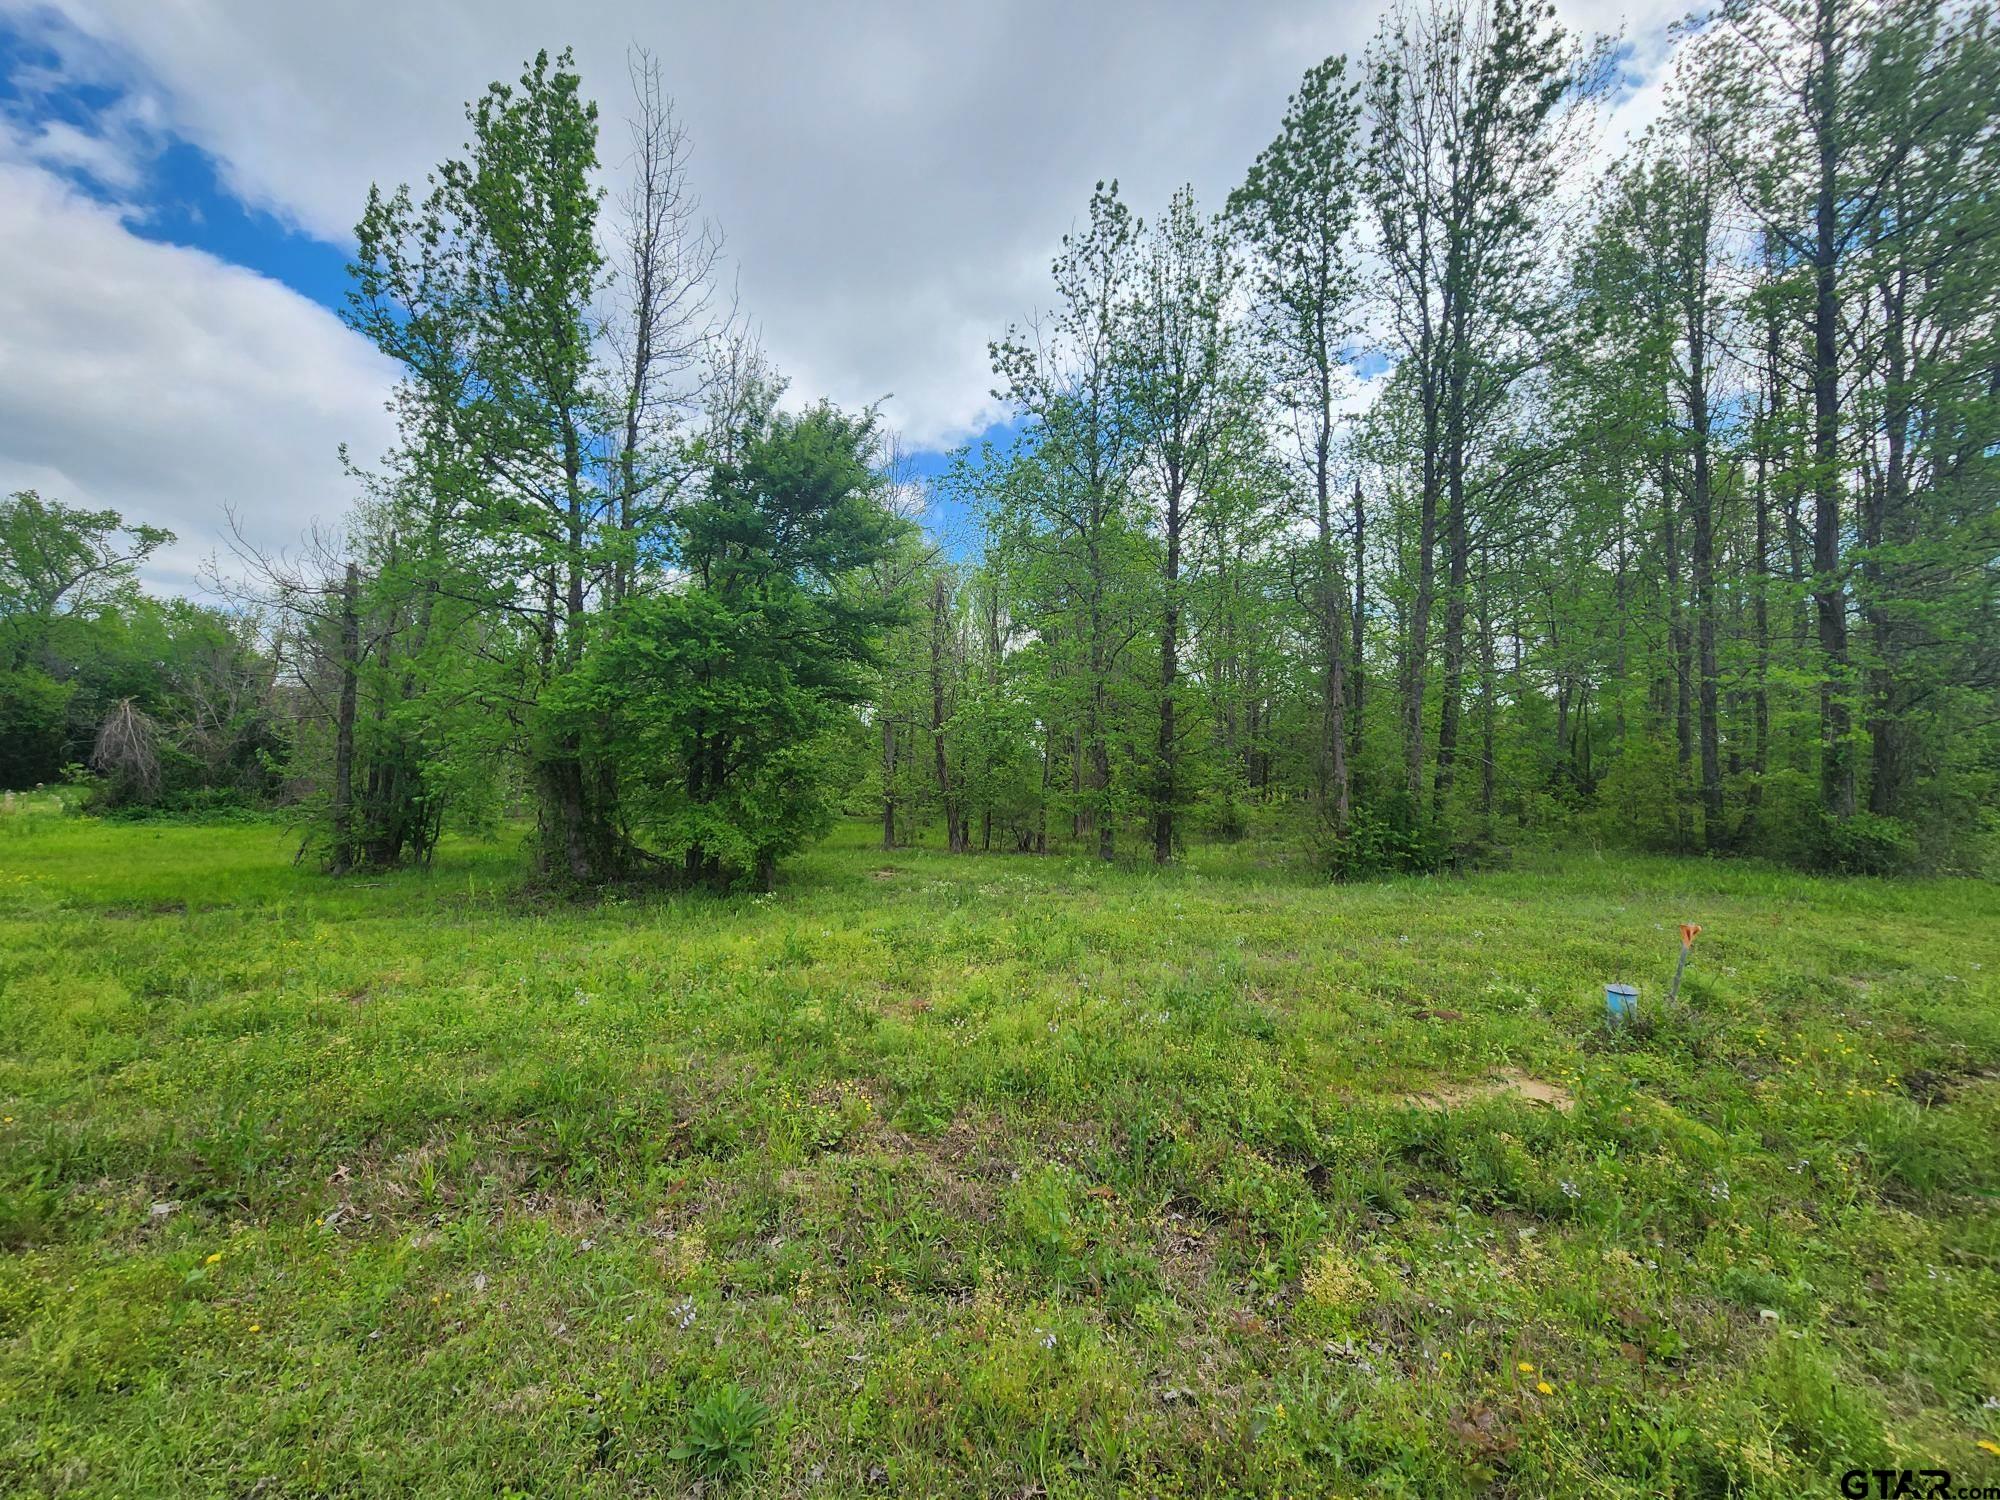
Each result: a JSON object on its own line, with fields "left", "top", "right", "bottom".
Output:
{"left": 205, "top": 1252, "right": 223, "bottom": 1265}
{"left": 1978, "top": 1440, "right": 2000, "bottom": 1457}
{"left": 1517, "top": 1361, "right": 1535, "bottom": 1373}
{"left": 1537, "top": 1381, "right": 1555, "bottom": 1395}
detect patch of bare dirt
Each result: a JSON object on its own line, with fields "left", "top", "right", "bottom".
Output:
{"left": 1399, "top": 1070, "right": 1574, "bottom": 1113}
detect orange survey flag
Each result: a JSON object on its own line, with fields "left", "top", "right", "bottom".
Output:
{"left": 1680, "top": 923, "right": 1701, "bottom": 948}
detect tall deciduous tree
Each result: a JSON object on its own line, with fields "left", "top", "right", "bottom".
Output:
{"left": 1231, "top": 55, "right": 1365, "bottom": 829}
{"left": 992, "top": 183, "right": 1143, "bottom": 861}
{"left": 1123, "top": 187, "right": 1247, "bottom": 862}
{"left": 1366, "top": 0, "right": 1604, "bottom": 810}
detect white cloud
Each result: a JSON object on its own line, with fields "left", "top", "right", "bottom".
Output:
{"left": 0, "top": 160, "right": 398, "bottom": 594}
{"left": 0, "top": 0, "right": 1694, "bottom": 593}
{"left": 14, "top": 0, "right": 1692, "bottom": 459}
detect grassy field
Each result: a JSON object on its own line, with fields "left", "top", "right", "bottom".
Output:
{"left": 2, "top": 809, "right": 1998, "bottom": 1497}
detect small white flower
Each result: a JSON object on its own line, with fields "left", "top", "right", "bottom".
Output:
{"left": 675, "top": 1297, "right": 697, "bottom": 1330}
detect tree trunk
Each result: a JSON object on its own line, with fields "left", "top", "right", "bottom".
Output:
{"left": 1313, "top": 440, "right": 1349, "bottom": 831}
{"left": 1154, "top": 474, "right": 1184, "bottom": 863}
{"left": 1688, "top": 316, "right": 1723, "bottom": 846}
{"left": 1476, "top": 546, "right": 1497, "bottom": 829}
{"left": 1661, "top": 460, "right": 1693, "bottom": 851}
{"left": 929, "top": 575, "right": 966, "bottom": 853}
{"left": 329, "top": 562, "right": 360, "bottom": 874}
{"left": 1403, "top": 369, "right": 1441, "bottom": 801}
{"left": 1350, "top": 478, "right": 1366, "bottom": 774}
{"left": 1745, "top": 299, "right": 1778, "bottom": 837}
{"left": 1866, "top": 270, "right": 1912, "bottom": 818}
{"left": 1432, "top": 290, "right": 1470, "bottom": 818}
{"left": 880, "top": 716, "right": 897, "bottom": 849}
{"left": 1088, "top": 574, "right": 1113, "bottom": 861}
{"left": 1810, "top": 0, "right": 1856, "bottom": 818}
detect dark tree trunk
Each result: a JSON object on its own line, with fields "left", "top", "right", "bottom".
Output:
{"left": 329, "top": 562, "right": 361, "bottom": 874}
{"left": 1661, "top": 459, "right": 1693, "bottom": 851}
{"left": 1404, "top": 366, "right": 1441, "bottom": 801}
{"left": 1312, "top": 440, "right": 1350, "bottom": 831}
{"left": 1746, "top": 301, "right": 1779, "bottom": 836}
{"left": 1688, "top": 315, "right": 1723, "bottom": 846}
{"left": 1350, "top": 479, "right": 1366, "bottom": 773}
{"left": 1476, "top": 546, "right": 1497, "bottom": 828}
{"left": 1810, "top": 0, "right": 1856, "bottom": 818}
{"left": 1154, "top": 473, "right": 1185, "bottom": 863}
{"left": 881, "top": 716, "right": 897, "bottom": 850}
{"left": 1866, "top": 271, "right": 1912, "bottom": 818}
{"left": 1432, "top": 293, "right": 1470, "bottom": 818}
{"left": 929, "top": 575, "right": 967, "bottom": 853}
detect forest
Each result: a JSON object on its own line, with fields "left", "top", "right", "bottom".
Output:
{"left": 5, "top": 0, "right": 1994, "bottom": 887}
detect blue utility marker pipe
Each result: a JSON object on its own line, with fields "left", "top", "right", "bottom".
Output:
{"left": 1606, "top": 983, "right": 1639, "bottom": 1025}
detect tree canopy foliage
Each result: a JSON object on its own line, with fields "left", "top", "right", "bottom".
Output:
{"left": 6, "top": 2, "right": 1995, "bottom": 882}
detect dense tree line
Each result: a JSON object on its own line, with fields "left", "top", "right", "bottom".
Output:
{"left": 879, "top": 0, "right": 1999, "bottom": 876}
{"left": 5, "top": 1, "right": 1994, "bottom": 883}
{"left": 0, "top": 491, "right": 285, "bottom": 810}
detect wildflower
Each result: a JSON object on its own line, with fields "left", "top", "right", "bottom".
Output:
{"left": 205, "top": 1252, "right": 223, "bottom": 1265}
{"left": 248, "top": 1323, "right": 262, "bottom": 1333}
{"left": 1560, "top": 1179, "right": 1581, "bottom": 1200}
{"left": 1038, "top": 1328, "right": 1057, "bottom": 1349}
{"left": 1438, "top": 1350, "right": 1452, "bottom": 1362}
{"left": 1978, "top": 1440, "right": 2000, "bottom": 1458}
{"left": 1537, "top": 1381, "right": 1554, "bottom": 1395}
{"left": 1517, "top": 1361, "right": 1535, "bottom": 1373}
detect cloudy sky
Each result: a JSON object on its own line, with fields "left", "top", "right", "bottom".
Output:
{"left": 0, "top": 0, "right": 1683, "bottom": 594}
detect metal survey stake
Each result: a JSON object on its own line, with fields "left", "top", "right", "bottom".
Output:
{"left": 1667, "top": 923, "right": 1702, "bottom": 1008}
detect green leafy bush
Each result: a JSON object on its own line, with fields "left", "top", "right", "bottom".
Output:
{"left": 1307, "top": 791, "right": 1454, "bottom": 880}
{"left": 1808, "top": 811, "right": 1916, "bottom": 876}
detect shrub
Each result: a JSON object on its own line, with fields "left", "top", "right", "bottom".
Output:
{"left": 1306, "top": 791, "right": 1454, "bottom": 880}
{"left": 1807, "top": 811, "right": 1916, "bottom": 876}
{"left": 1588, "top": 736, "right": 1692, "bottom": 853}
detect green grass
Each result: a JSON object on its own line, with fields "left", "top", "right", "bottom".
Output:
{"left": 2, "top": 807, "right": 1998, "bottom": 1496}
